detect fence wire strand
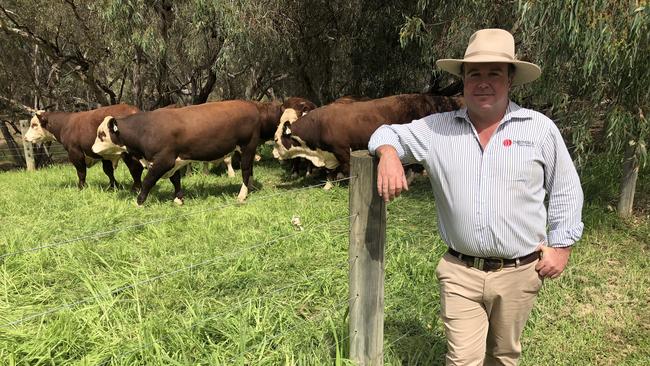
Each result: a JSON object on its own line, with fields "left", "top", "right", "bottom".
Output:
{"left": 222, "top": 295, "right": 353, "bottom": 365}
{"left": 111, "top": 244, "right": 351, "bottom": 363}
{"left": 1, "top": 215, "right": 354, "bottom": 328}
{"left": 0, "top": 176, "right": 355, "bottom": 261}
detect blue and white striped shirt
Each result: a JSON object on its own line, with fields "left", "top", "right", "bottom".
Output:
{"left": 368, "top": 101, "right": 584, "bottom": 258}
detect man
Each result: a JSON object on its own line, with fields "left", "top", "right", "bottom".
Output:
{"left": 368, "top": 29, "right": 584, "bottom": 365}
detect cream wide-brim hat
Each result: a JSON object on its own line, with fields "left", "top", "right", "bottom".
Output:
{"left": 435, "top": 28, "right": 541, "bottom": 87}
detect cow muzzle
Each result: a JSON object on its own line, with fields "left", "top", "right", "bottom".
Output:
{"left": 92, "top": 139, "right": 126, "bottom": 157}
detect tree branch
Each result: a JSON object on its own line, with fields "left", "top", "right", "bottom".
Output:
{"left": 0, "top": 95, "right": 37, "bottom": 115}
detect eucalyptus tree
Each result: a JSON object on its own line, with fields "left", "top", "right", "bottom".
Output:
{"left": 515, "top": 0, "right": 649, "bottom": 217}
{"left": 0, "top": 0, "right": 128, "bottom": 109}
{"left": 399, "top": 0, "right": 648, "bottom": 215}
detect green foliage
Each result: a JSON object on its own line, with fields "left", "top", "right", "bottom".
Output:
{"left": 516, "top": 0, "right": 649, "bottom": 163}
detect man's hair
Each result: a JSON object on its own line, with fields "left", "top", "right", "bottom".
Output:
{"left": 460, "top": 63, "right": 516, "bottom": 79}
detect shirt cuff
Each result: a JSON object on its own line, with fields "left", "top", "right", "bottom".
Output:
{"left": 548, "top": 222, "right": 584, "bottom": 247}
{"left": 368, "top": 126, "right": 407, "bottom": 158}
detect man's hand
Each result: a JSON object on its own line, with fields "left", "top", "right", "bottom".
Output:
{"left": 535, "top": 245, "right": 572, "bottom": 279}
{"left": 376, "top": 145, "right": 408, "bottom": 202}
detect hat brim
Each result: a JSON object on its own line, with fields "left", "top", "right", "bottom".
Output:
{"left": 435, "top": 58, "right": 541, "bottom": 87}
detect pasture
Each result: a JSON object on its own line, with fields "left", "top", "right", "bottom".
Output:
{"left": 0, "top": 148, "right": 648, "bottom": 365}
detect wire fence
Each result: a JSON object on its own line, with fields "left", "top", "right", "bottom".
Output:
{"left": 109, "top": 247, "right": 353, "bottom": 363}
{"left": 0, "top": 144, "right": 642, "bottom": 363}
{"left": 0, "top": 160, "right": 363, "bottom": 363}
{"left": 1, "top": 213, "right": 354, "bottom": 329}
{"left": 0, "top": 176, "right": 354, "bottom": 261}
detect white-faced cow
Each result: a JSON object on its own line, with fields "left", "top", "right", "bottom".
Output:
{"left": 23, "top": 104, "right": 143, "bottom": 190}
{"left": 273, "top": 94, "right": 464, "bottom": 180}
{"left": 91, "top": 98, "right": 315, "bottom": 206}
{"left": 272, "top": 97, "right": 319, "bottom": 177}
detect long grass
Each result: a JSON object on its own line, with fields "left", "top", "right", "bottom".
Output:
{"left": 0, "top": 147, "right": 648, "bottom": 365}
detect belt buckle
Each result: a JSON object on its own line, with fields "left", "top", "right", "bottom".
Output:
{"left": 472, "top": 257, "right": 485, "bottom": 270}
{"left": 488, "top": 257, "right": 504, "bottom": 272}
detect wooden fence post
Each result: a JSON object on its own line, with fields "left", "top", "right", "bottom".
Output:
{"left": 349, "top": 150, "right": 386, "bottom": 366}
{"left": 19, "top": 119, "right": 35, "bottom": 171}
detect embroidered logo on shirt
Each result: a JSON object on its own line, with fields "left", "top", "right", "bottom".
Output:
{"left": 513, "top": 140, "right": 535, "bottom": 147}
{"left": 503, "top": 139, "right": 534, "bottom": 148}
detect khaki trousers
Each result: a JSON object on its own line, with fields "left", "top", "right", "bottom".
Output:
{"left": 435, "top": 252, "right": 543, "bottom": 366}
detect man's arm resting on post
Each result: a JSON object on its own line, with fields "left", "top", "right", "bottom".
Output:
{"left": 375, "top": 145, "right": 408, "bottom": 203}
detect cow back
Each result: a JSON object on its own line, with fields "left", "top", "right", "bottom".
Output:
{"left": 43, "top": 104, "right": 139, "bottom": 156}
{"left": 291, "top": 94, "right": 462, "bottom": 151}
{"left": 112, "top": 100, "right": 262, "bottom": 162}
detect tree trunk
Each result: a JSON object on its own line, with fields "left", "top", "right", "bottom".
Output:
{"left": 0, "top": 120, "right": 25, "bottom": 167}
{"left": 133, "top": 45, "right": 145, "bottom": 110}
{"left": 617, "top": 142, "right": 641, "bottom": 217}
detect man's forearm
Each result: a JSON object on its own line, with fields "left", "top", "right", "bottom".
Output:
{"left": 375, "top": 144, "right": 399, "bottom": 158}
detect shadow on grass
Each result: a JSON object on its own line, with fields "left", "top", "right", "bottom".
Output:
{"left": 323, "top": 317, "right": 445, "bottom": 364}
{"left": 114, "top": 181, "right": 260, "bottom": 202}
{"left": 384, "top": 317, "right": 446, "bottom": 365}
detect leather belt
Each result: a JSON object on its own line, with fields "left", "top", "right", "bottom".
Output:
{"left": 447, "top": 248, "right": 539, "bottom": 272}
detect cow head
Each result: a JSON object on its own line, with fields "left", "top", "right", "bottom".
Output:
{"left": 24, "top": 111, "right": 56, "bottom": 143}
{"left": 282, "top": 97, "right": 316, "bottom": 114}
{"left": 279, "top": 98, "right": 316, "bottom": 126}
{"left": 274, "top": 98, "right": 317, "bottom": 159}
{"left": 272, "top": 120, "right": 339, "bottom": 169}
{"left": 92, "top": 116, "right": 127, "bottom": 157}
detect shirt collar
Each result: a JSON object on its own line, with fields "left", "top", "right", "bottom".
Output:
{"left": 454, "top": 101, "right": 531, "bottom": 124}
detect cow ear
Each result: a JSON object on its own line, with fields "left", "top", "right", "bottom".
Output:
{"left": 282, "top": 121, "right": 292, "bottom": 135}
{"left": 36, "top": 112, "right": 48, "bottom": 127}
{"left": 108, "top": 117, "right": 119, "bottom": 135}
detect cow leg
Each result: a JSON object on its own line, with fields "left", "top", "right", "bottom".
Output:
{"left": 290, "top": 159, "right": 301, "bottom": 178}
{"left": 237, "top": 143, "right": 257, "bottom": 202}
{"left": 305, "top": 160, "right": 316, "bottom": 177}
{"left": 137, "top": 158, "right": 175, "bottom": 206}
{"left": 68, "top": 150, "right": 87, "bottom": 189}
{"left": 122, "top": 152, "right": 143, "bottom": 192}
{"left": 223, "top": 154, "right": 236, "bottom": 177}
{"left": 101, "top": 159, "right": 118, "bottom": 189}
{"left": 336, "top": 153, "right": 351, "bottom": 178}
{"left": 323, "top": 149, "right": 349, "bottom": 190}
{"left": 169, "top": 170, "right": 184, "bottom": 205}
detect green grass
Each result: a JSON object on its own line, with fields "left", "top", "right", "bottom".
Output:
{"left": 0, "top": 148, "right": 648, "bottom": 365}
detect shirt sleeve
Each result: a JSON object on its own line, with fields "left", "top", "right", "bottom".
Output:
{"left": 540, "top": 124, "right": 585, "bottom": 247}
{"left": 368, "top": 116, "right": 434, "bottom": 164}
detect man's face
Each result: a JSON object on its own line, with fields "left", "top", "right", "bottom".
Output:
{"left": 463, "top": 62, "right": 512, "bottom": 117}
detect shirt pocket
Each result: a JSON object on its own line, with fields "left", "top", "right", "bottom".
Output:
{"left": 492, "top": 146, "right": 539, "bottom": 182}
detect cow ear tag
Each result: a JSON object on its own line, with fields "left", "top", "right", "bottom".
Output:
{"left": 284, "top": 127, "right": 291, "bottom": 134}
{"left": 112, "top": 122, "right": 119, "bottom": 133}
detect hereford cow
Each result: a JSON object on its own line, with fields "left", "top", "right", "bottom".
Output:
{"left": 210, "top": 97, "right": 317, "bottom": 178}
{"left": 91, "top": 98, "right": 315, "bottom": 206}
{"left": 23, "top": 104, "right": 143, "bottom": 190}
{"left": 273, "top": 97, "right": 319, "bottom": 177}
{"left": 273, "top": 94, "right": 464, "bottom": 180}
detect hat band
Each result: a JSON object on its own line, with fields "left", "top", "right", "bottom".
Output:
{"left": 464, "top": 50, "right": 514, "bottom": 61}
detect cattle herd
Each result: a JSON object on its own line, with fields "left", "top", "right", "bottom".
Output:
{"left": 24, "top": 93, "right": 463, "bottom": 206}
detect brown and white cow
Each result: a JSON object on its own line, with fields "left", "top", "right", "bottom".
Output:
{"left": 91, "top": 99, "right": 314, "bottom": 206}
{"left": 272, "top": 97, "right": 319, "bottom": 177}
{"left": 209, "top": 97, "right": 317, "bottom": 178}
{"left": 23, "top": 104, "right": 143, "bottom": 190}
{"left": 273, "top": 94, "right": 464, "bottom": 181}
